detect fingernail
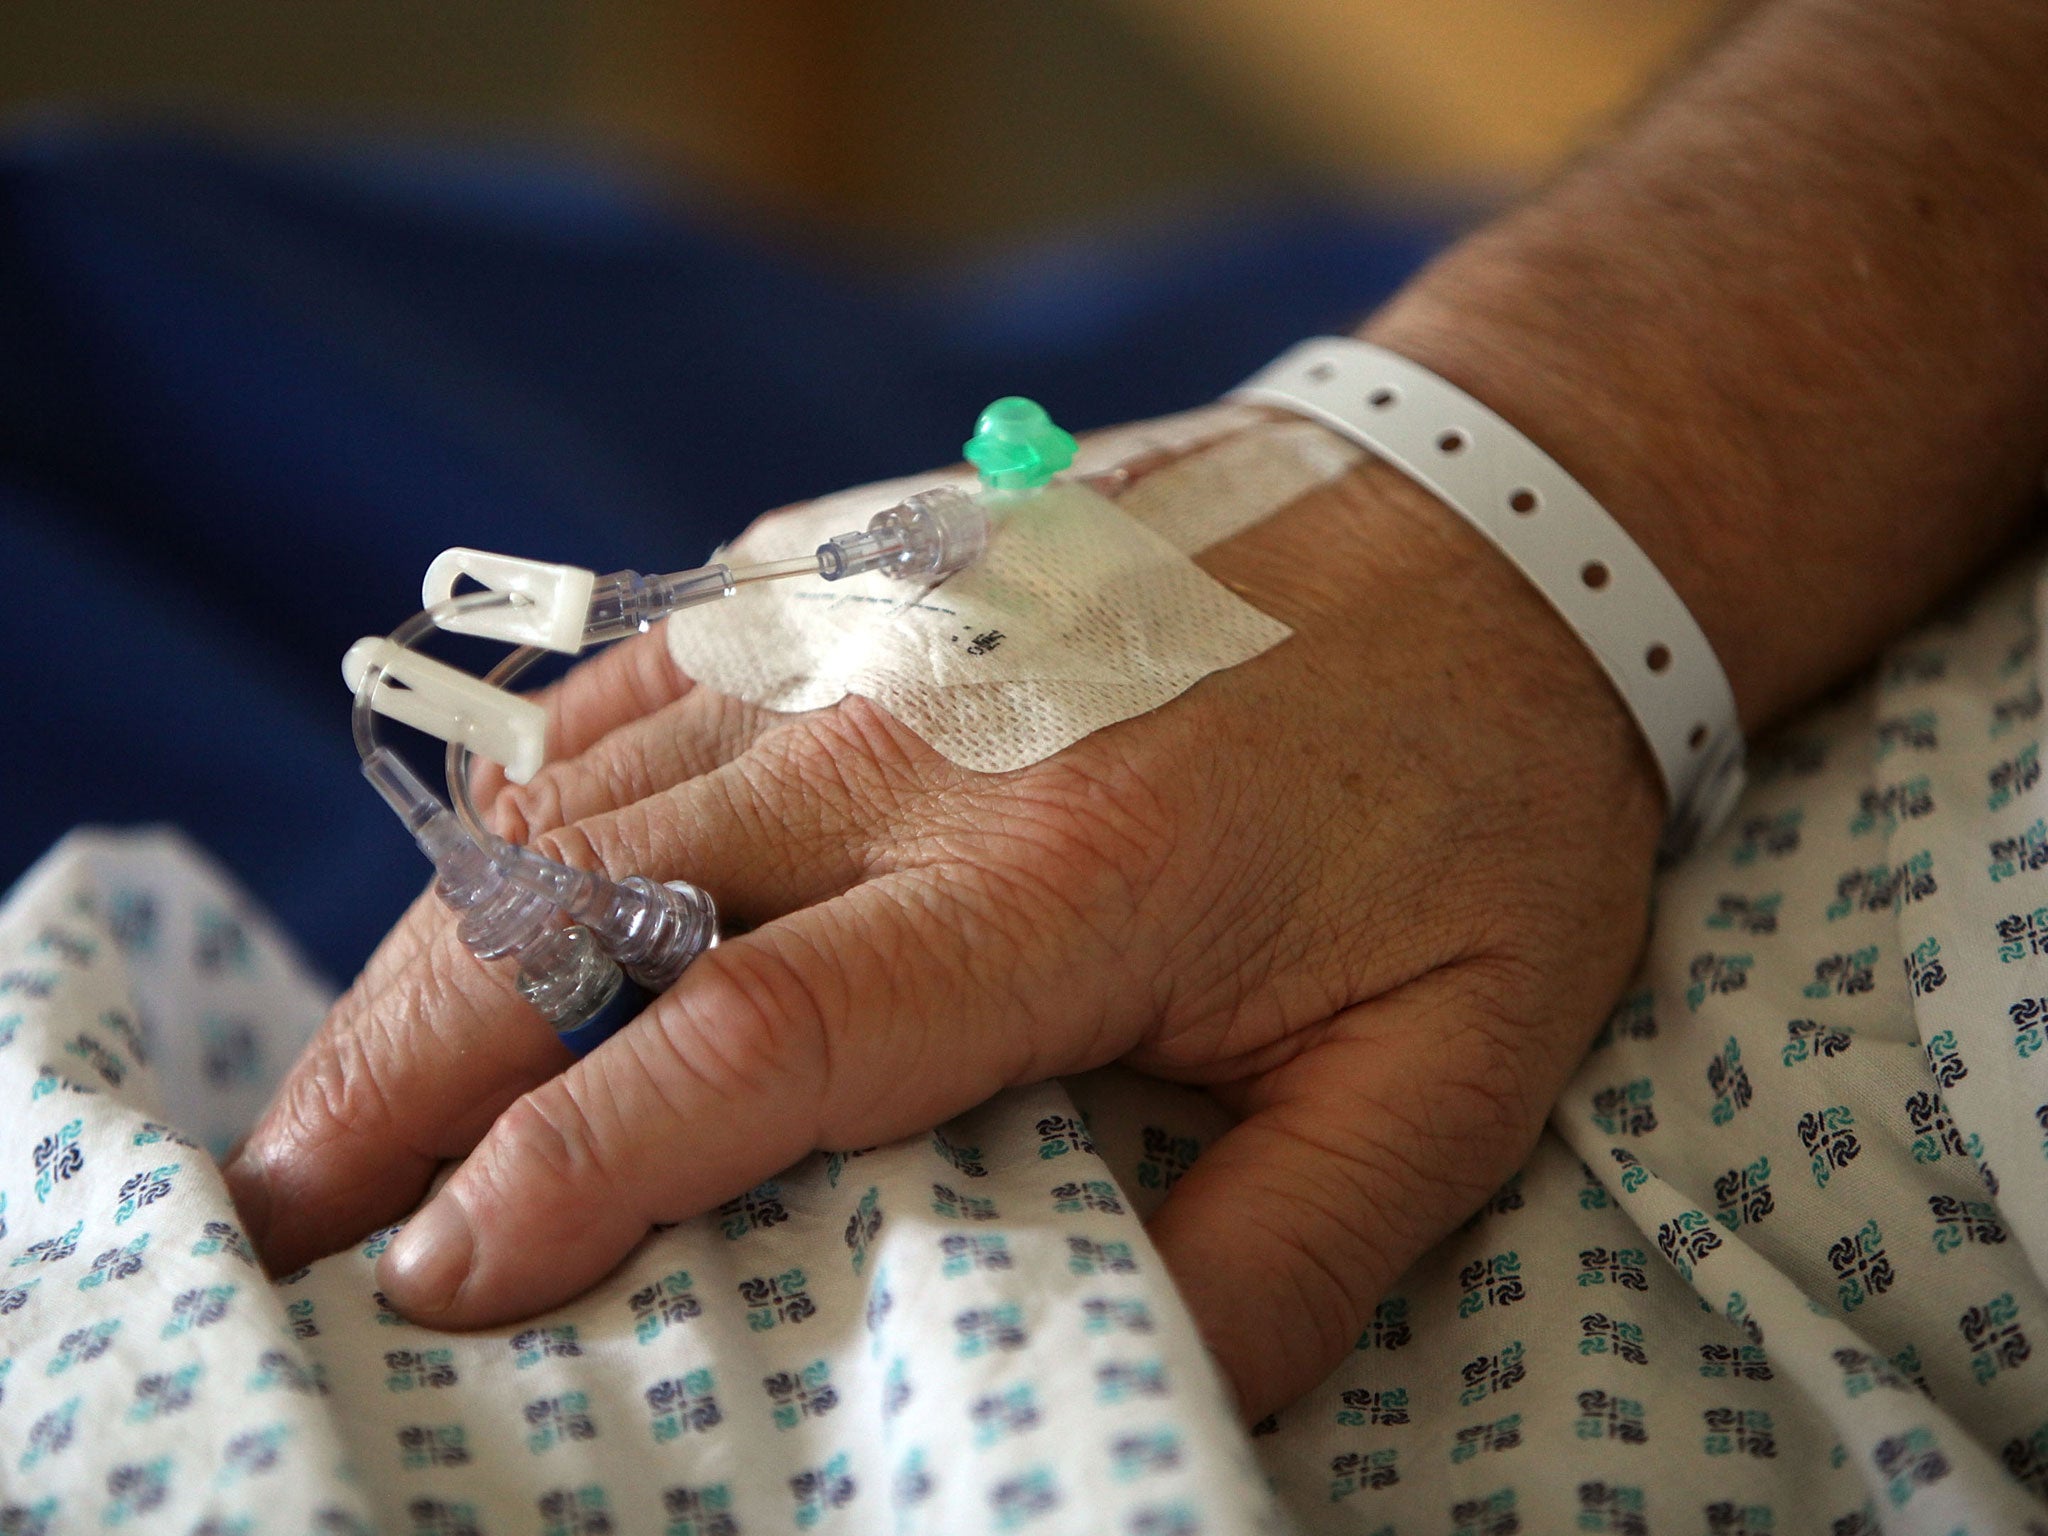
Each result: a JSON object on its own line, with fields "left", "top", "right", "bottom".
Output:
{"left": 381, "top": 1196, "right": 475, "bottom": 1316}
{"left": 221, "top": 1152, "right": 272, "bottom": 1252}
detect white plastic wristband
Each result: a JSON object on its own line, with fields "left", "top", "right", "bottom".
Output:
{"left": 1231, "top": 336, "right": 1745, "bottom": 860}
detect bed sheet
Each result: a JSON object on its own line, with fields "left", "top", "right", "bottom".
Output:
{"left": 8, "top": 550, "right": 2048, "bottom": 1534}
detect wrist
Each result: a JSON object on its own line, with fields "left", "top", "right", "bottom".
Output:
{"left": 1357, "top": 276, "right": 1782, "bottom": 734}
{"left": 1231, "top": 335, "right": 1743, "bottom": 853}
{"left": 1210, "top": 453, "right": 1667, "bottom": 862}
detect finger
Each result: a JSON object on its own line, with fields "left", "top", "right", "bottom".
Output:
{"left": 354, "top": 883, "right": 462, "bottom": 997}
{"left": 1146, "top": 968, "right": 1555, "bottom": 1420}
{"left": 524, "top": 697, "right": 954, "bottom": 929}
{"left": 376, "top": 861, "right": 1140, "bottom": 1327}
{"left": 225, "top": 905, "right": 574, "bottom": 1277}
{"left": 491, "top": 685, "right": 771, "bottom": 844}
{"left": 470, "top": 629, "right": 694, "bottom": 810}
{"left": 228, "top": 701, "right": 925, "bottom": 1270}
{"left": 548, "top": 629, "right": 694, "bottom": 758}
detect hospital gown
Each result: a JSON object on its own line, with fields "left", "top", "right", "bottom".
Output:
{"left": 6, "top": 550, "right": 2048, "bottom": 1534}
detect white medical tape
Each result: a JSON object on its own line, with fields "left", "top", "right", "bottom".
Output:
{"left": 664, "top": 410, "right": 1360, "bottom": 773}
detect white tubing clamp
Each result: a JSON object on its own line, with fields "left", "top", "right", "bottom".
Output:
{"left": 1231, "top": 336, "right": 1745, "bottom": 859}
{"left": 422, "top": 547, "right": 596, "bottom": 655}
{"left": 343, "top": 638, "right": 548, "bottom": 784}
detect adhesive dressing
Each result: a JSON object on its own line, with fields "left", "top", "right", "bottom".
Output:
{"left": 664, "top": 412, "right": 1362, "bottom": 772}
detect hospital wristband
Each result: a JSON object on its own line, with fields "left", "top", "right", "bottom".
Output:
{"left": 1230, "top": 336, "right": 1746, "bottom": 861}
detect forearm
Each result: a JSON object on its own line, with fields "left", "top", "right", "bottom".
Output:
{"left": 1363, "top": 0, "right": 2048, "bottom": 730}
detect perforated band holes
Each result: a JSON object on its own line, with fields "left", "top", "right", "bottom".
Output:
{"left": 1235, "top": 341, "right": 1748, "bottom": 849}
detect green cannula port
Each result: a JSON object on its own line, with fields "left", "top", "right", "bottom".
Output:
{"left": 962, "top": 396, "right": 1078, "bottom": 491}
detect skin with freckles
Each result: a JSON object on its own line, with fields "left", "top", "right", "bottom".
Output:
{"left": 228, "top": 0, "right": 2048, "bottom": 1420}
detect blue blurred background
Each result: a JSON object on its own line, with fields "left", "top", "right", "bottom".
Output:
{"left": 0, "top": 0, "right": 1715, "bottom": 982}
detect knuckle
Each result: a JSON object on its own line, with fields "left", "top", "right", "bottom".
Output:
{"left": 1233, "top": 1161, "right": 1383, "bottom": 1365}
{"left": 950, "top": 862, "right": 1078, "bottom": 961}
{"left": 265, "top": 1011, "right": 401, "bottom": 1165}
{"left": 821, "top": 693, "right": 927, "bottom": 768}
{"left": 783, "top": 697, "right": 933, "bottom": 822}
{"left": 642, "top": 943, "right": 832, "bottom": 1119}
{"left": 484, "top": 1087, "right": 604, "bottom": 1197}
{"left": 499, "top": 774, "right": 569, "bottom": 844}
{"left": 918, "top": 756, "right": 1178, "bottom": 946}
{"left": 359, "top": 887, "right": 455, "bottom": 995}
{"left": 716, "top": 745, "right": 869, "bottom": 880}
{"left": 271, "top": 935, "right": 489, "bottom": 1163}
{"left": 531, "top": 818, "right": 613, "bottom": 877}
{"left": 585, "top": 747, "right": 651, "bottom": 819}
{"left": 622, "top": 633, "right": 687, "bottom": 717}
{"left": 926, "top": 864, "right": 1119, "bottom": 1066}
{"left": 1444, "top": 960, "right": 1568, "bottom": 1134}
{"left": 1005, "top": 751, "right": 1177, "bottom": 880}
{"left": 703, "top": 691, "right": 769, "bottom": 762}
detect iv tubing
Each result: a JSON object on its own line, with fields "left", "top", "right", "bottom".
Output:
{"left": 448, "top": 642, "right": 546, "bottom": 852}
{"left": 351, "top": 588, "right": 521, "bottom": 768}
{"left": 343, "top": 392, "right": 1166, "bottom": 1048}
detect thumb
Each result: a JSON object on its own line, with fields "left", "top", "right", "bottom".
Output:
{"left": 1146, "top": 970, "right": 1552, "bottom": 1420}
{"left": 374, "top": 866, "right": 1139, "bottom": 1327}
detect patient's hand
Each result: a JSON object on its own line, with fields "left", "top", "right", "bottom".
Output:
{"left": 226, "top": 0, "right": 2048, "bottom": 1418}
{"left": 227, "top": 453, "right": 1661, "bottom": 1417}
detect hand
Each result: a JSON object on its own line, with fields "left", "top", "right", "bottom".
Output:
{"left": 226, "top": 448, "right": 1663, "bottom": 1417}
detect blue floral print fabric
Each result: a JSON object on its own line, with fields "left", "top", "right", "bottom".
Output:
{"left": 9, "top": 551, "right": 2048, "bottom": 1534}
{"left": 0, "top": 835, "right": 1278, "bottom": 1535}
{"left": 1246, "top": 555, "right": 2048, "bottom": 1534}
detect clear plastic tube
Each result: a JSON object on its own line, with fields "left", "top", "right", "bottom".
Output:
{"left": 732, "top": 555, "right": 821, "bottom": 585}
{"left": 815, "top": 486, "right": 988, "bottom": 582}
{"left": 429, "top": 490, "right": 995, "bottom": 990}
{"left": 353, "top": 403, "right": 1237, "bottom": 1044}
{"left": 447, "top": 644, "right": 546, "bottom": 851}
{"left": 579, "top": 555, "right": 838, "bottom": 647}
{"left": 582, "top": 565, "right": 735, "bottom": 646}
{"left": 496, "top": 850, "right": 717, "bottom": 994}
{"left": 354, "top": 591, "right": 627, "bottom": 1034}
{"left": 445, "top": 644, "right": 719, "bottom": 994}
{"left": 359, "top": 429, "right": 1206, "bottom": 1027}
{"left": 351, "top": 590, "right": 518, "bottom": 766}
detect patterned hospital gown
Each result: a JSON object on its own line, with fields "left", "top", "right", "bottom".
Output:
{"left": 8, "top": 551, "right": 2048, "bottom": 1534}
